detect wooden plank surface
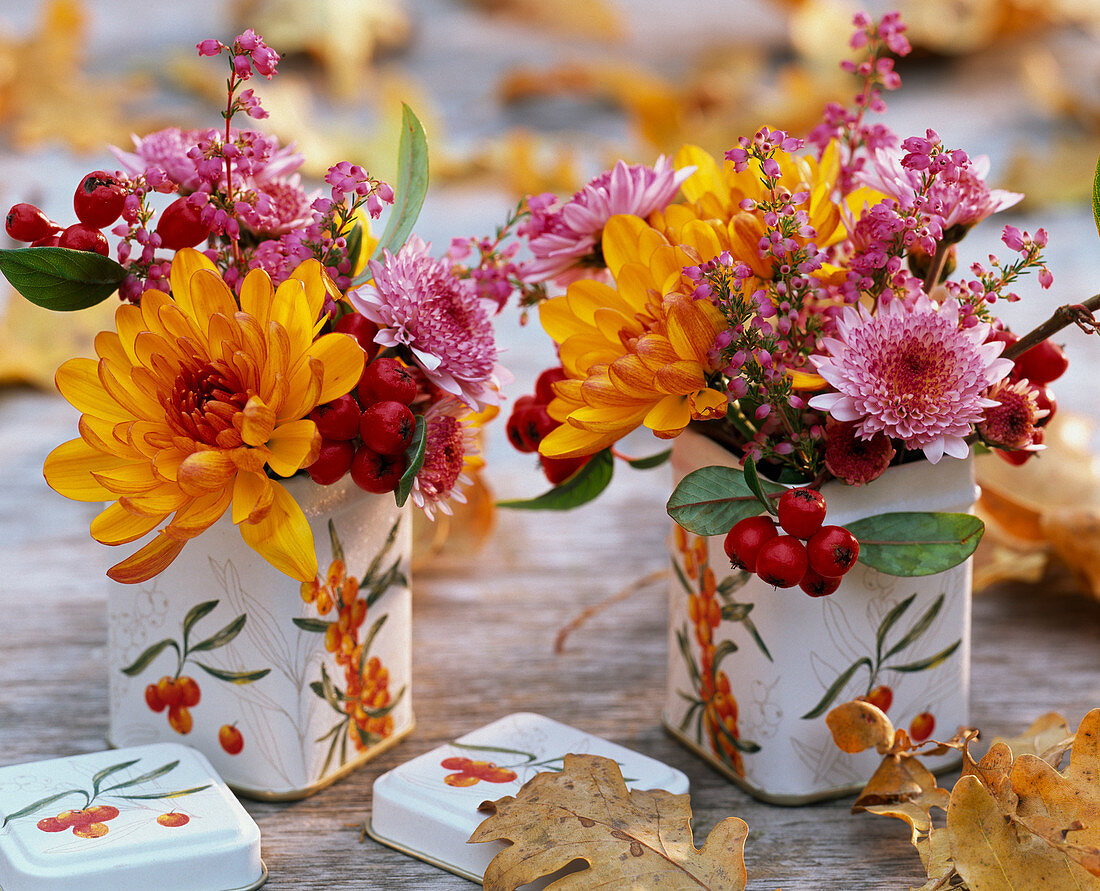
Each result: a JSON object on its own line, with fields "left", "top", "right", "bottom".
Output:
{"left": 2, "top": 388, "right": 1100, "bottom": 889}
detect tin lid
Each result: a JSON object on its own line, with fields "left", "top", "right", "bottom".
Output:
{"left": 368, "top": 712, "right": 690, "bottom": 882}
{"left": 0, "top": 742, "right": 266, "bottom": 891}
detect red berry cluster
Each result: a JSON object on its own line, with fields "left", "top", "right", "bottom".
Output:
{"left": 38, "top": 805, "right": 121, "bottom": 838}
{"left": 307, "top": 314, "right": 419, "bottom": 495}
{"left": 5, "top": 170, "right": 127, "bottom": 256}
{"left": 506, "top": 365, "right": 590, "bottom": 484}
{"left": 144, "top": 674, "right": 202, "bottom": 735}
{"left": 723, "top": 488, "right": 860, "bottom": 597}
{"left": 987, "top": 329, "right": 1066, "bottom": 466}
{"left": 440, "top": 756, "right": 517, "bottom": 787}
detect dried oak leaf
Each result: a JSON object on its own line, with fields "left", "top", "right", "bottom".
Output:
{"left": 468, "top": 753, "right": 748, "bottom": 891}
{"left": 989, "top": 712, "right": 1074, "bottom": 766}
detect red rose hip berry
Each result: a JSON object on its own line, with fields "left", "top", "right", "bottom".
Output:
{"left": 73, "top": 171, "right": 127, "bottom": 228}
{"left": 350, "top": 445, "right": 406, "bottom": 494}
{"left": 6, "top": 203, "right": 56, "bottom": 242}
{"left": 307, "top": 439, "right": 355, "bottom": 485}
{"left": 58, "top": 223, "right": 109, "bottom": 256}
{"left": 723, "top": 515, "right": 779, "bottom": 573}
{"left": 777, "top": 487, "right": 827, "bottom": 539}
{"left": 334, "top": 312, "right": 380, "bottom": 361}
{"left": 807, "top": 525, "right": 860, "bottom": 577}
{"left": 1014, "top": 339, "right": 1068, "bottom": 385}
{"left": 309, "top": 394, "right": 361, "bottom": 441}
{"left": 534, "top": 366, "right": 568, "bottom": 404}
{"left": 156, "top": 197, "right": 211, "bottom": 250}
{"left": 360, "top": 400, "right": 416, "bottom": 454}
{"left": 799, "top": 567, "right": 841, "bottom": 598}
{"left": 754, "top": 535, "right": 808, "bottom": 588}
{"left": 539, "top": 453, "right": 590, "bottom": 485}
{"left": 358, "top": 357, "right": 418, "bottom": 406}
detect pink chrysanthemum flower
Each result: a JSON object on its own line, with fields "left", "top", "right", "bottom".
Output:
{"left": 348, "top": 236, "right": 503, "bottom": 411}
{"left": 809, "top": 295, "right": 1012, "bottom": 463}
{"left": 244, "top": 175, "right": 316, "bottom": 236}
{"left": 411, "top": 399, "right": 478, "bottom": 519}
{"left": 979, "top": 379, "right": 1046, "bottom": 451}
{"left": 520, "top": 157, "right": 694, "bottom": 285}
{"left": 857, "top": 148, "right": 1022, "bottom": 235}
{"left": 823, "top": 420, "right": 896, "bottom": 485}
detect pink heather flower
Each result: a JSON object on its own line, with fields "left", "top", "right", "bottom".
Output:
{"left": 858, "top": 148, "right": 1022, "bottom": 235}
{"left": 348, "top": 236, "right": 504, "bottom": 411}
{"left": 411, "top": 399, "right": 479, "bottom": 519}
{"left": 809, "top": 294, "right": 1013, "bottom": 463}
{"left": 823, "top": 420, "right": 896, "bottom": 485}
{"left": 978, "top": 379, "right": 1045, "bottom": 451}
{"left": 520, "top": 156, "right": 695, "bottom": 285}
{"left": 243, "top": 175, "right": 316, "bottom": 236}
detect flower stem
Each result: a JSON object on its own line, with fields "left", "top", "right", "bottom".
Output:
{"left": 921, "top": 240, "right": 951, "bottom": 293}
{"left": 1002, "top": 293, "right": 1100, "bottom": 360}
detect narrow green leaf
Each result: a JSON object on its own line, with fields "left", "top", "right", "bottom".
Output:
{"left": 741, "top": 615, "right": 773, "bottom": 663}
{"left": 713, "top": 716, "right": 762, "bottom": 754}
{"left": 359, "top": 518, "right": 402, "bottom": 587}
{"left": 319, "top": 723, "right": 344, "bottom": 777}
{"left": 182, "top": 600, "right": 219, "bottom": 651}
{"left": 0, "top": 247, "right": 127, "bottom": 310}
{"left": 667, "top": 465, "right": 782, "bottom": 536}
{"left": 498, "top": 448, "right": 614, "bottom": 510}
{"left": 101, "top": 760, "right": 179, "bottom": 793}
{"left": 365, "top": 685, "right": 407, "bottom": 719}
{"left": 120, "top": 638, "right": 179, "bottom": 676}
{"left": 328, "top": 519, "right": 345, "bottom": 566}
{"left": 678, "top": 700, "right": 702, "bottom": 734}
{"left": 626, "top": 449, "right": 671, "bottom": 470}
{"left": 319, "top": 663, "right": 344, "bottom": 708}
{"left": 192, "top": 662, "right": 270, "bottom": 684}
{"left": 1093, "top": 150, "right": 1100, "bottom": 238}
{"left": 3, "top": 790, "right": 84, "bottom": 826}
{"left": 116, "top": 784, "right": 210, "bottom": 801}
{"left": 345, "top": 220, "right": 364, "bottom": 273}
{"left": 395, "top": 415, "right": 427, "bottom": 507}
{"left": 189, "top": 613, "right": 246, "bottom": 652}
{"left": 848, "top": 512, "right": 984, "bottom": 577}
{"left": 800, "top": 657, "right": 873, "bottom": 720}
{"left": 742, "top": 457, "right": 777, "bottom": 515}
{"left": 874, "top": 593, "right": 916, "bottom": 666}
{"left": 314, "top": 721, "right": 343, "bottom": 744}
{"left": 450, "top": 743, "right": 535, "bottom": 762}
{"left": 92, "top": 759, "right": 140, "bottom": 796}
{"left": 720, "top": 602, "right": 753, "bottom": 622}
{"left": 360, "top": 103, "right": 429, "bottom": 274}
{"left": 359, "top": 615, "right": 388, "bottom": 659}
{"left": 716, "top": 572, "right": 751, "bottom": 598}
{"left": 676, "top": 626, "right": 701, "bottom": 687}
{"left": 712, "top": 639, "right": 738, "bottom": 671}
{"left": 887, "top": 639, "right": 961, "bottom": 673}
{"left": 363, "top": 559, "right": 405, "bottom": 608}
{"left": 883, "top": 594, "right": 945, "bottom": 661}
{"left": 671, "top": 557, "right": 694, "bottom": 596}
{"left": 292, "top": 617, "right": 332, "bottom": 633}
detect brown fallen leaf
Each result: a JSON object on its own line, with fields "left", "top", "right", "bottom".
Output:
{"left": 989, "top": 712, "right": 1074, "bottom": 765}
{"left": 469, "top": 753, "right": 748, "bottom": 891}
{"left": 466, "top": 0, "right": 624, "bottom": 41}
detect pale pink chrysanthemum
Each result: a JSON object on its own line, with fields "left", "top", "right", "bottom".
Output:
{"left": 411, "top": 399, "right": 478, "bottom": 519}
{"left": 243, "top": 175, "right": 316, "bottom": 236}
{"left": 348, "top": 236, "right": 503, "bottom": 411}
{"left": 857, "top": 148, "right": 1022, "bottom": 235}
{"left": 520, "top": 157, "right": 694, "bottom": 285}
{"left": 979, "top": 379, "right": 1046, "bottom": 451}
{"left": 823, "top": 420, "right": 896, "bottom": 486}
{"left": 809, "top": 295, "right": 1012, "bottom": 463}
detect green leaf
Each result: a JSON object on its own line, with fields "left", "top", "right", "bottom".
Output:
{"left": 359, "top": 615, "right": 388, "bottom": 660}
{"left": 671, "top": 557, "right": 694, "bottom": 595}
{"left": 120, "top": 638, "right": 179, "bottom": 676}
{"left": 675, "top": 626, "right": 701, "bottom": 687}
{"left": 874, "top": 593, "right": 916, "bottom": 666}
{"left": 450, "top": 743, "right": 536, "bottom": 763}
{"left": 713, "top": 715, "right": 762, "bottom": 754}
{"left": 666, "top": 465, "right": 782, "bottom": 536}
{"left": 0, "top": 247, "right": 127, "bottom": 310}
{"left": 319, "top": 722, "right": 345, "bottom": 777}
{"left": 188, "top": 613, "right": 246, "bottom": 653}
{"left": 2, "top": 790, "right": 84, "bottom": 827}
{"left": 92, "top": 759, "right": 140, "bottom": 796}
{"left": 182, "top": 600, "right": 219, "bottom": 650}
{"left": 359, "top": 518, "right": 402, "bottom": 587}
{"left": 716, "top": 572, "right": 751, "bottom": 598}
{"left": 712, "top": 639, "right": 738, "bottom": 672}
{"left": 345, "top": 220, "right": 364, "bottom": 272}
{"left": 365, "top": 685, "right": 407, "bottom": 719}
{"left": 887, "top": 639, "right": 961, "bottom": 673}
{"left": 800, "top": 657, "right": 873, "bottom": 720}
{"left": 100, "top": 760, "right": 180, "bottom": 793}
{"left": 1093, "top": 150, "right": 1100, "bottom": 238}
{"left": 395, "top": 415, "right": 427, "bottom": 507}
{"left": 192, "top": 662, "right": 270, "bottom": 684}
{"left": 742, "top": 457, "right": 778, "bottom": 515}
{"left": 720, "top": 602, "right": 753, "bottom": 622}
{"left": 626, "top": 449, "right": 671, "bottom": 470}
{"left": 358, "top": 103, "right": 429, "bottom": 275}
{"left": 848, "top": 512, "right": 984, "bottom": 577}
{"left": 498, "top": 448, "right": 614, "bottom": 510}
{"left": 319, "top": 663, "right": 345, "bottom": 709}
{"left": 363, "top": 559, "right": 406, "bottom": 608}
{"left": 883, "top": 594, "right": 944, "bottom": 661}
{"left": 741, "top": 615, "right": 773, "bottom": 662}
{"left": 292, "top": 617, "right": 331, "bottom": 633}
{"left": 328, "top": 519, "right": 345, "bottom": 566}
{"left": 116, "top": 784, "right": 211, "bottom": 800}
{"left": 678, "top": 700, "right": 703, "bottom": 734}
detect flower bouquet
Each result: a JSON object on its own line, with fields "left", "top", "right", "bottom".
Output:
{"left": 478, "top": 11, "right": 1098, "bottom": 800}
{"left": 0, "top": 31, "right": 506, "bottom": 797}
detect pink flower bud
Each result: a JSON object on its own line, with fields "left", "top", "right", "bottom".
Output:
{"left": 196, "top": 39, "right": 223, "bottom": 56}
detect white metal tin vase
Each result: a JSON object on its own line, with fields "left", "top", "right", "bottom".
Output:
{"left": 107, "top": 475, "right": 414, "bottom": 800}
{"left": 664, "top": 429, "right": 975, "bottom": 804}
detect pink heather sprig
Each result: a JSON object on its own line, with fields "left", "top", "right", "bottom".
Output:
{"left": 449, "top": 201, "right": 546, "bottom": 315}
{"left": 943, "top": 225, "right": 1054, "bottom": 320}
{"left": 107, "top": 172, "right": 178, "bottom": 301}
{"left": 806, "top": 11, "right": 911, "bottom": 193}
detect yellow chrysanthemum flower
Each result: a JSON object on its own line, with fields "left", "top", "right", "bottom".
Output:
{"left": 44, "top": 249, "right": 366, "bottom": 584}
{"left": 538, "top": 215, "right": 729, "bottom": 460}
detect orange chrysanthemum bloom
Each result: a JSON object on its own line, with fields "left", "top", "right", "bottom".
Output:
{"left": 44, "top": 249, "right": 365, "bottom": 584}
{"left": 537, "top": 214, "right": 729, "bottom": 460}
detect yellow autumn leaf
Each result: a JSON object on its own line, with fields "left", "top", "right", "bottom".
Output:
{"left": 825, "top": 699, "right": 895, "bottom": 755}
{"left": 989, "top": 712, "right": 1074, "bottom": 765}
{"left": 469, "top": 753, "right": 748, "bottom": 891}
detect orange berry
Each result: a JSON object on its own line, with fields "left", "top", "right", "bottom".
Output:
{"left": 910, "top": 711, "right": 935, "bottom": 742}
{"left": 168, "top": 705, "right": 193, "bottom": 734}
{"left": 72, "top": 822, "right": 109, "bottom": 838}
{"left": 316, "top": 590, "right": 334, "bottom": 615}
{"left": 444, "top": 772, "right": 480, "bottom": 787}
{"left": 157, "top": 812, "right": 190, "bottom": 827}
{"left": 145, "top": 683, "right": 166, "bottom": 712}
{"left": 157, "top": 676, "right": 182, "bottom": 707}
{"left": 706, "top": 598, "right": 721, "bottom": 629}
{"left": 218, "top": 724, "right": 244, "bottom": 755}
{"left": 326, "top": 560, "right": 346, "bottom": 589}
{"left": 687, "top": 594, "right": 701, "bottom": 625}
{"left": 324, "top": 624, "right": 340, "bottom": 653}
{"left": 702, "top": 567, "right": 717, "bottom": 599}
{"left": 177, "top": 676, "right": 201, "bottom": 707}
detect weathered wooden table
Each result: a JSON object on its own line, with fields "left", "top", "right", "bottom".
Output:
{"left": 2, "top": 387, "right": 1099, "bottom": 889}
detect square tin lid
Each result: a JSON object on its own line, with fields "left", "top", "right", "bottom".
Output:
{"left": 368, "top": 712, "right": 690, "bottom": 882}
{"left": 0, "top": 742, "right": 265, "bottom": 891}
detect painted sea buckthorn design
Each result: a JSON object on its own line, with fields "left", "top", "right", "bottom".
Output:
{"left": 440, "top": 757, "right": 518, "bottom": 787}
